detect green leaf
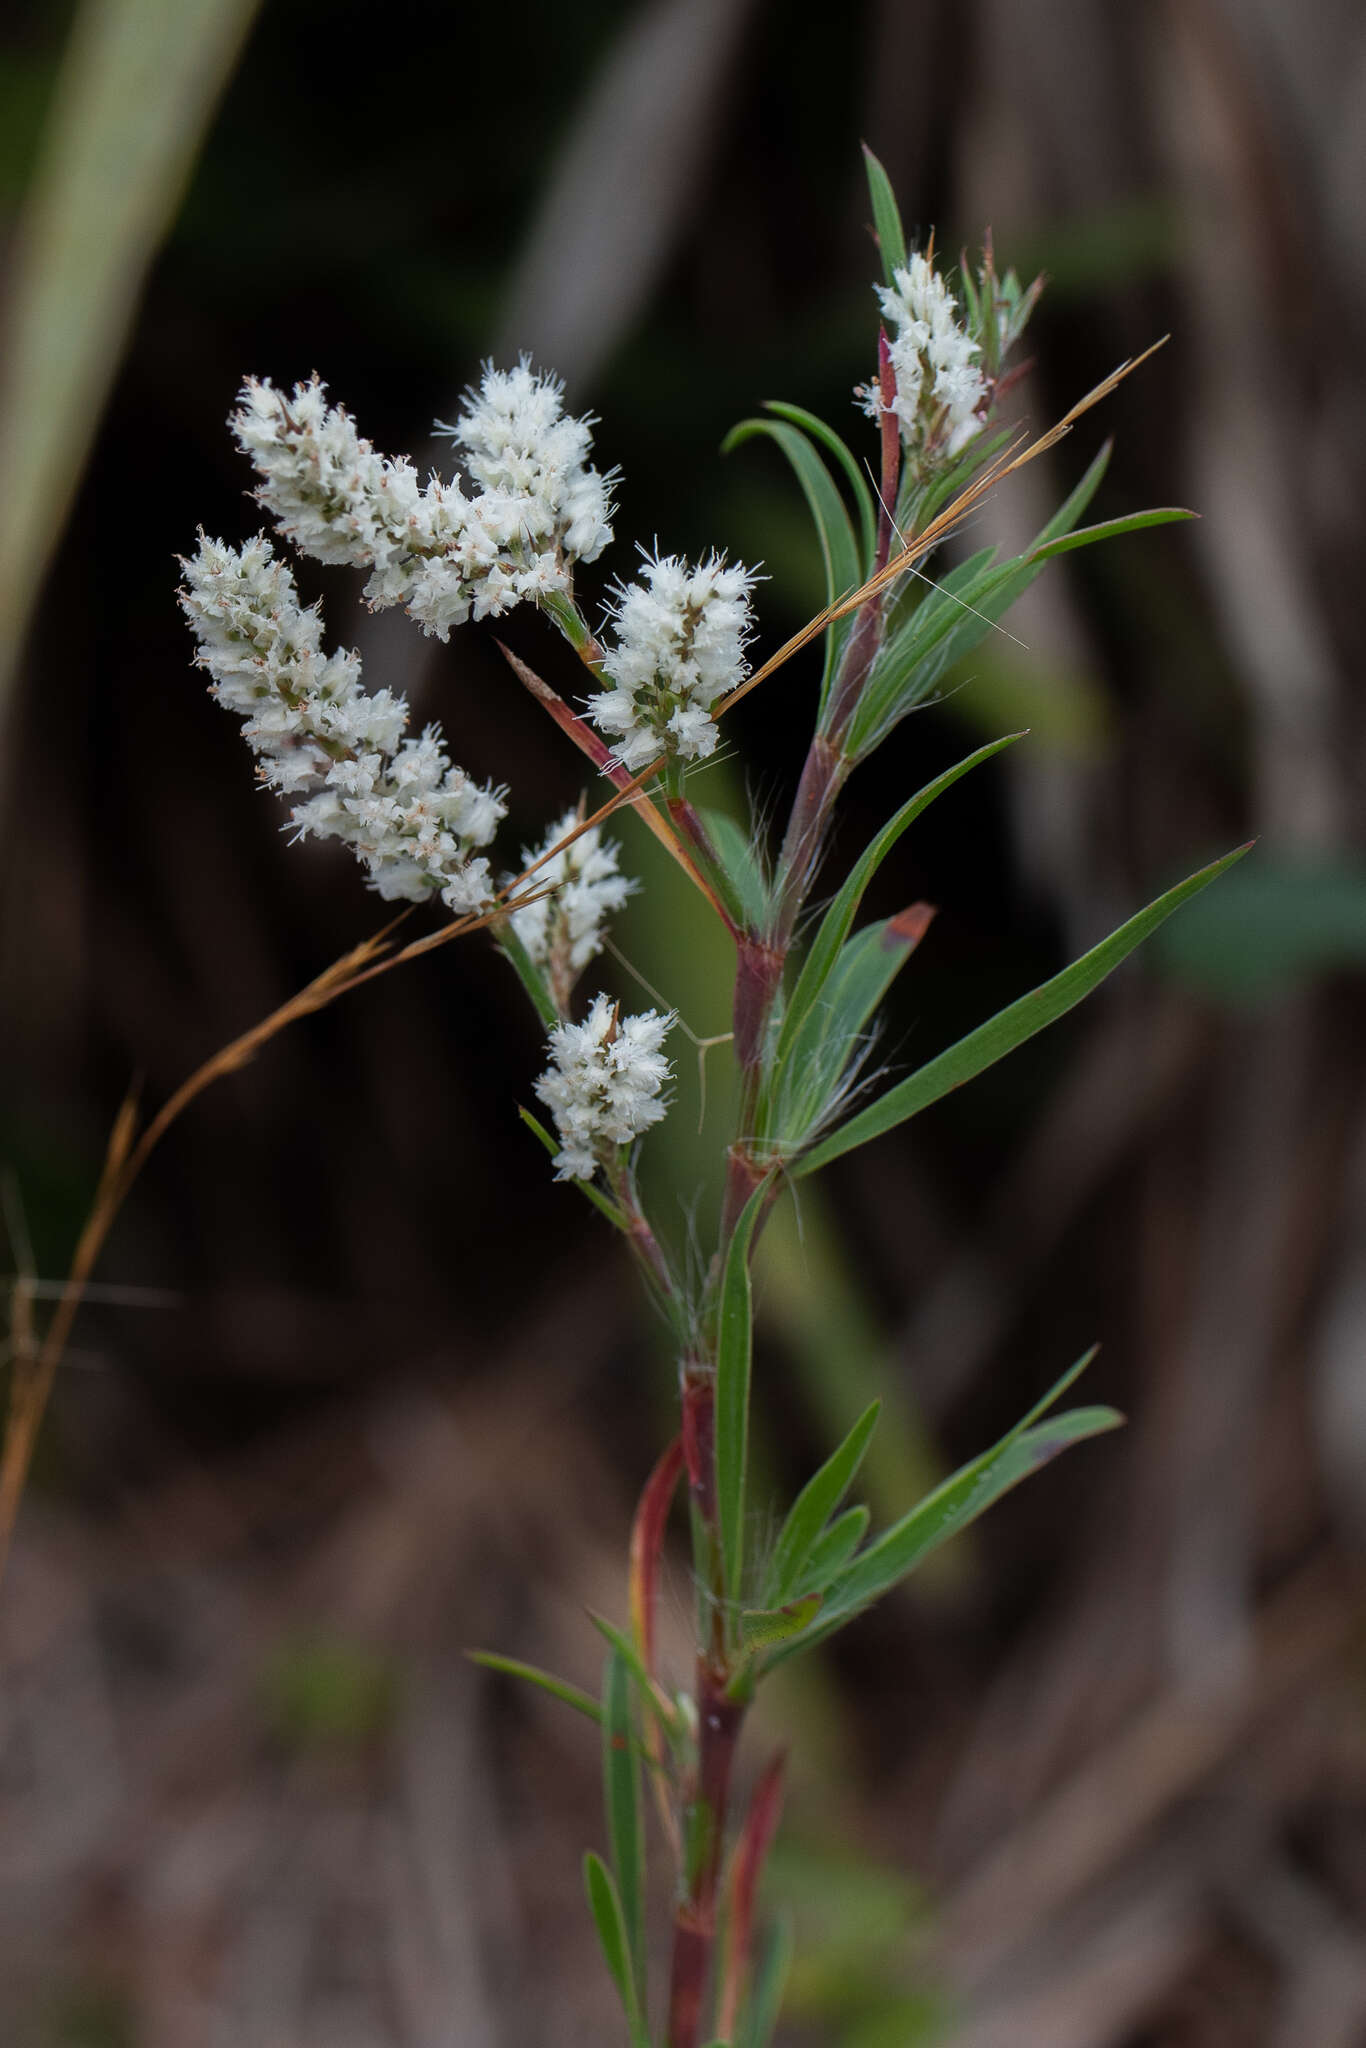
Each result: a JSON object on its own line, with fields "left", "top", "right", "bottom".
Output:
{"left": 848, "top": 443, "right": 1118, "bottom": 756}
{"left": 722, "top": 419, "right": 860, "bottom": 614}
{"left": 796, "top": 845, "right": 1250, "bottom": 1176}
{"left": 774, "top": 735, "right": 1023, "bottom": 1080}
{"left": 849, "top": 551, "right": 1037, "bottom": 755}
{"left": 862, "top": 142, "right": 907, "bottom": 286}
{"left": 738, "top": 1910, "right": 795, "bottom": 2048}
{"left": 716, "top": 1186, "right": 767, "bottom": 1611}
{"left": 467, "top": 1650, "right": 602, "bottom": 1725}
{"left": 1029, "top": 438, "right": 1112, "bottom": 550}
{"left": 583, "top": 1852, "right": 650, "bottom": 2048}
{"left": 762, "top": 1354, "right": 1120, "bottom": 1671}
{"left": 772, "top": 908, "right": 936, "bottom": 1145}
{"left": 722, "top": 415, "right": 860, "bottom": 705}
{"left": 1028, "top": 505, "right": 1196, "bottom": 562}
{"left": 765, "top": 1399, "right": 880, "bottom": 1603}
{"left": 820, "top": 1406, "right": 1121, "bottom": 1627}
{"left": 589, "top": 1612, "right": 680, "bottom": 1747}
{"left": 697, "top": 806, "right": 773, "bottom": 930}
{"left": 602, "top": 1647, "right": 646, "bottom": 2008}
{"left": 740, "top": 1593, "right": 823, "bottom": 1653}
{"left": 763, "top": 400, "right": 877, "bottom": 566}
{"left": 497, "top": 926, "right": 559, "bottom": 1031}
{"left": 792, "top": 1504, "right": 870, "bottom": 1594}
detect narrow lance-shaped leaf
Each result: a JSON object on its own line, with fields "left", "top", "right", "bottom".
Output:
{"left": 764, "top": 1399, "right": 880, "bottom": 1604}
{"left": 775, "top": 734, "right": 1023, "bottom": 1075}
{"left": 466, "top": 1650, "right": 602, "bottom": 1726}
{"left": 583, "top": 1852, "right": 650, "bottom": 2048}
{"left": 762, "top": 400, "right": 877, "bottom": 565}
{"left": 715, "top": 1186, "right": 767, "bottom": 1610}
{"left": 796, "top": 845, "right": 1251, "bottom": 1176}
{"left": 762, "top": 1349, "right": 1121, "bottom": 1671}
{"left": 813, "top": 1407, "right": 1121, "bottom": 1640}
{"left": 721, "top": 415, "right": 861, "bottom": 710}
{"left": 774, "top": 907, "right": 936, "bottom": 1147}
{"left": 590, "top": 1612, "right": 680, "bottom": 1747}
{"left": 1028, "top": 505, "right": 1196, "bottom": 563}
{"left": 721, "top": 419, "right": 860, "bottom": 618}
{"left": 791, "top": 1504, "right": 870, "bottom": 1594}
{"left": 602, "top": 1646, "right": 647, "bottom": 2009}
{"left": 862, "top": 141, "right": 908, "bottom": 285}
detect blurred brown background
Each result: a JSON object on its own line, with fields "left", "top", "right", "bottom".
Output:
{"left": 2, "top": 1, "right": 1365, "bottom": 2043}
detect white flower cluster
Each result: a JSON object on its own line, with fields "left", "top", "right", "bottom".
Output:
{"left": 231, "top": 359, "right": 613, "bottom": 642}
{"left": 871, "top": 252, "right": 988, "bottom": 461}
{"left": 535, "top": 995, "right": 674, "bottom": 1181}
{"left": 180, "top": 533, "right": 504, "bottom": 912}
{"left": 588, "top": 552, "right": 758, "bottom": 774}
{"left": 510, "top": 808, "right": 634, "bottom": 1009}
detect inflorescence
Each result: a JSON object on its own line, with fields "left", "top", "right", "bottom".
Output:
{"left": 180, "top": 533, "right": 505, "bottom": 911}
{"left": 535, "top": 995, "right": 675, "bottom": 1183}
{"left": 232, "top": 359, "right": 614, "bottom": 641}
{"left": 510, "top": 809, "right": 635, "bottom": 1015}
{"left": 588, "top": 552, "right": 758, "bottom": 773}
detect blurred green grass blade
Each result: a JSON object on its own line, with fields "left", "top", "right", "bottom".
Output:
{"left": 765, "top": 1399, "right": 879, "bottom": 1605}
{"left": 602, "top": 1645, "right": 647, "bottom": 2008}
{"left": 1154, "top": 858, "right": 1366, "bottom": 1003}
{"left": 797, "top": 845, "right": 1250, "bottom": 1176}
{"left": 583, "top": 1851, "right": 650, "bottom": 2048}
{"left": 716, "top": 1186, "right": 765, "bottom": 1607}
{"left": 762, "top": 400, "right": 877, "bottom": 565}
{"left": 0, "top": 0, "right": 261, "bottom": 709}
{"left": 1028, "top": 505, "right": 1196, "bottom": 562}
{"left": 861, "top": 143, "right": 906, "bottom": 286}
{"left": 467, "top": 1649, "right": 601, "bottom": 1725}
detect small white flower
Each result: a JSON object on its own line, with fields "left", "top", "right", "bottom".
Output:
{"left": 181, "top": 533, "right": 505, "bottom": 909}
{"left": 871, "top": 252, "right": 988, "bottom": 463}
{"left": 587, "top": 551, "right": 757, "bottom": 774}
{"left": 534, "top": 994, "right": 674, "bottom": 1181}
{"left": 510, "top": 808, "right": 635, "bottom": 1009}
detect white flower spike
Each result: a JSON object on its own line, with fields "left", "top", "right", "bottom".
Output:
{"left": 588, "top": 551, "right": 758, "bottom": 774}
{"left": 510, "top": 807, "right": 635, "bottom": 1012}
{"left": 180, "top": 532, "right": 504, "bottom": 912}
{"left": 870, "top": 251, "right": 988, "bottom": 462}
{"left": 535, "top": 994, "right": 674, "bottom": 1181}
{"left": 232, "top": 361, "right": 614, "bottom": 643}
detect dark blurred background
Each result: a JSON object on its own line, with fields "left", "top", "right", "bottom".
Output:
{"left": 2, "top": 1, "right": 1365, "bottom": 2042}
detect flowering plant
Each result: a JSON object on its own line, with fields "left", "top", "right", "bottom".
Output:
{"left": 177, "top": 151, "right": 1240, "bottom": 2045}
